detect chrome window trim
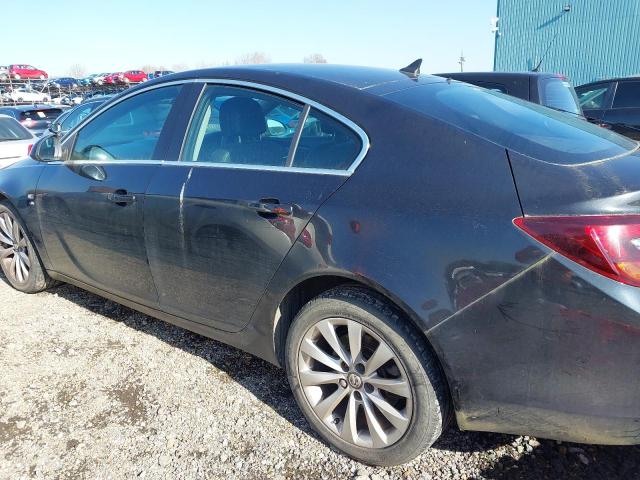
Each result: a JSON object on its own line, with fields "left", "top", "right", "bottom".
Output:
{"left": 54, "top": 159, "right": 351, "bottom": 176}
{"left": 60, "top": 77, "right": 370, "bottom": 176}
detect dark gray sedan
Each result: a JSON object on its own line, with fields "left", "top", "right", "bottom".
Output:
{"left": 1, "top": 63, "right": 638, "bottom": 465}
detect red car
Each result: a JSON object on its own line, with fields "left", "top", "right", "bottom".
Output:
{"left": 8, "top": 64, "right": 48, "bottom": 80}
{"left": 118, "top": 70, "right": 147, "bottom": 84}
{"left": 103, "top": 72, "right": 122, "bottom": 85}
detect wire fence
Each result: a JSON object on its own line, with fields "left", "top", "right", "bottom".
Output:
{"left": 0, "top": 77, "right": 137, "bottom": 107}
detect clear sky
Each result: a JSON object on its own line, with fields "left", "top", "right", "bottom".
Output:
{"left": 5, "top": 0, "right": 497, "bottom": 76}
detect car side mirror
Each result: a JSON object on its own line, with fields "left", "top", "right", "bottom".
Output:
{"left": 31, "top": 134, "right": 60, "bottom": 162}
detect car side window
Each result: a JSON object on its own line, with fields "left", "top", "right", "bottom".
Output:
{"left": 576, "top": 84, "right": 609, "bottom": 109}
{"left": 182, "top": 85, "right": 303, "bottom": 166}
{"left": 71, "top": 86, "right": 180, "bottom": 161}
{"left": 291, "top": 108, "right": 362, "bottom": 170}
{"left": 182, "top": 85, "right": 362, "bottom": 171}
{"left": 613, "top": 82, "right": 640, "bottom": 109}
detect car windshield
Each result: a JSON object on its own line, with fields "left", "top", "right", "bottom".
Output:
{"left": 0, "top": 117, "right": 32, "bottom": 141}
{"left": 386, "top": 82, "right": 638, "bottom": 165}
{"left": 539, "top": 77, "right": 582, "bottom": 115}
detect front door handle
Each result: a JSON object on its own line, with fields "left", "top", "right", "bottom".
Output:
{"left": 108, "top": 191, "right": 136, "bottom": 206}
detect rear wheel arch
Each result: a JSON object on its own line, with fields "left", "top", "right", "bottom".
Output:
{"left": 273, "top": 274, "right": 450, "bottom": 389}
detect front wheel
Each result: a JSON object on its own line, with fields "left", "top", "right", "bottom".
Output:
{"left": 285, "top": 286, "right": 451, "bottom": 466}
{"left": 0, "top": 203, "right": 55, "bottom": 293}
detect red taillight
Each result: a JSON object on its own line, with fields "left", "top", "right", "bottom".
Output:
{"left": 514, "top": 215, "right": 640, "bottom": 287}
{"left": 27, "top": 144, "right": 33, "bottom": 155}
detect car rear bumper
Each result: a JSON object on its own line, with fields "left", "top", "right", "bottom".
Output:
{"left": 429, "top": 254, "right": 640, "bottom": 445}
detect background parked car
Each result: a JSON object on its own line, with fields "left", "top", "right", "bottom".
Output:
{"left": 46, "top": 77, "right": 79, "bottom": 89}
{"left": 48, "top": 95, "right": 112, "bottom": 135}
{"left": 103, "top": 72, "right": 122, "bottom": 85}
{"left": 576, "top": 77, "right": 640, "bottom": 140}
{"left": 119, "top": 70, "right": 147, "bottom": 84}
{"left": 3, "top": 87, "right": 50, "bottom": 103}
{"left": 0, "top": 105, "right": 65, "bottom": 136}
{"left": 91, "top": 73, "right": 111, "bottom": 85}
{"left": 153, "top": 70, "right": 175, "bottom": 78}
{"left": 0, "top": 66, "right": 8, "bottom": 81}
{"left": 0, "top": 114, "right": 36, "bottom": 166}
{"left": 436, "top": 71, "right": 584, "bottom": 117}
{"left": 8, "top": 64, "right": 48, "bottom": 80}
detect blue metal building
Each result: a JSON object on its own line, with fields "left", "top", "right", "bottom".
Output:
{"left": 494, "top": 0, "right": 640, "bottom": 86}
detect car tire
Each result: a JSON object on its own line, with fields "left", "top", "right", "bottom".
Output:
{"left": 43, "top": 97, "right": 49, "bottom": 102}
{"left": 14, "top": 74, "right": 20, "bottom": 80}
{"left": 39, "top": 75, "right": 45, "bottom": 80}
{"left": 285, "top": 285, "right": 451, "bottom": 466}
{"left": 17, "top": 97, "right": 23, "bottom": 102}
{"left": 0, "top": 202, "right": 57, "bottom": 293}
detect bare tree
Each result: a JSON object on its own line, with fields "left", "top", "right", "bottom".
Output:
{"left": 235, "top": 52, "right": 271, "bottom": 65}
{"left": 171, "top": 63, "right": 189, "bottom": 72}
{"left": 140, "top": 65, "right": 159, "bottom": 74}
{"left": 67, "top": 63, "right": 87, "bottom": 78}
{"left": 303, "top": 53, "right": 327, "bottom": 64}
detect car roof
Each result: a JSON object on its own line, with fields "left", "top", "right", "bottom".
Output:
{"left": 435, "top": 71, "right": 562, "bottom": 80}
{"left": 144, "top": 64, "right": 447, "bottom": 94}
{"left": 578, "top": 76, "right": 640, "bottom": 87}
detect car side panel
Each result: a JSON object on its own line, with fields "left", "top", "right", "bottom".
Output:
{"left": 0, "top": 159, "right": 51, "bottom": 268}
{"left": 252, "top": 105, "right": 530, "bottom": 357}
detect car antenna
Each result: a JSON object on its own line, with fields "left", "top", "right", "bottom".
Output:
{"left": 532, "top": 34, "right": 558, "bottom": 72}
{"left": 400, "top": 59, "right": 422, "bottom": 77}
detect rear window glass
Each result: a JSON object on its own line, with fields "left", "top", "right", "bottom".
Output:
{"left": 19, "top": 109, "right": 63, "bottom": 121}
{"left": 613, "top": 82, "right": 640, "bottom": 109}
{"left": 0, "top": 117, "right": 31, "bottom": 141}
{"left": 386, "top": 82, "right": 637, "bottom": 165}
{"left": 538, "top": 78, "right": 582, "bottom": 115}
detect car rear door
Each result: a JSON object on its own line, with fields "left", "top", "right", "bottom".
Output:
{"left": 36, "top": 83, "right": 190, "bottom": 305}
{"left": 144, "top": 82, "right": 367, "bottom": 332}
{"left": 603, "top": 80, "right": 640, "bottom": 140}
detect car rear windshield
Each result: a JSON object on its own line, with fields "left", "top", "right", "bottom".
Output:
{"left": 19, "top": 109, "right": 63, "bottom": 121}
{"left": 538, "top": 77, "right": 582, "bottom": 115}
{"left": 386, "top": 82, "right": 638, "bottom": 165}
{"left": 0, "top": 117, "right": 32, "bottom": 140}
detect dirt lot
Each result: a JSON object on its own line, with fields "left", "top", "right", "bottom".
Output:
{"left": 0, "top": 277, "right": 638, "bottom": 479}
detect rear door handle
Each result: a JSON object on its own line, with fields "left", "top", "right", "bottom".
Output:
{"left": 108, "top": 191, "right": 136, "bottom": 205}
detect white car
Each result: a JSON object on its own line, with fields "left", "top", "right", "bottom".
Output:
{"left": 0, "top": 115, "right": 36, "bottom": 167}
{"left": 4, "top": 87, "right": 50, "bottom": 103}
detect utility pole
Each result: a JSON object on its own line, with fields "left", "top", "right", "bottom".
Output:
{"left": 458, "top": 51, "right": 466, "bottom": 72}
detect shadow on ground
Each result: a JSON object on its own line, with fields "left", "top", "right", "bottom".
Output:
{"left": 14, "top": 280, "right": 640, "bottom": 478}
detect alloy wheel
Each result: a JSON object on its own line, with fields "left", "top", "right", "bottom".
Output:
{"left": 0, "top": 212, "right": 31, "bottom": 283}
{"left": 298, "top": 318, "right": 413, "bottom": 449}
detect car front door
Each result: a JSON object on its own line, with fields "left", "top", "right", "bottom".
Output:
{"left": 603, "top": 81, "right": 640, "bottom": 140}
{"left": 144, "top": 83, "right": 367, "bottom": 331}
{"left": 36, "top": 84, "right": 186, "bottom": 305}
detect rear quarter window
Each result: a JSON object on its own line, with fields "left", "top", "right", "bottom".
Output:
{"left": 386, "top": 82, "right": 637, "bottom": 165}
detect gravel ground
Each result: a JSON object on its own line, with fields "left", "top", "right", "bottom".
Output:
{"left": 0, "top": 277, "right": 638, "bottom": 480}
